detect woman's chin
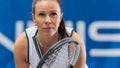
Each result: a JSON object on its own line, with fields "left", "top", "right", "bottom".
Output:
{"left": 43, "top": 29, "right": 56, "bottom": 37}
{"left": 43, "top": 32, "right": 55, "bottom": 37}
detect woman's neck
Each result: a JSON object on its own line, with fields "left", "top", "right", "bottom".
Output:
{"left": 37, "top": 32, "right": 59, "bottom": 48}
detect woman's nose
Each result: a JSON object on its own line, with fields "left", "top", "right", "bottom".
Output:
{"left": 45, "top": 16, "right": 52, "bottom": 24}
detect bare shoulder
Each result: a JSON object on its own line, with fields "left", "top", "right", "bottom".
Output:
{"left": 14, "top": 32, "right": 28, "bottom": 60}
{"left": 72, "top": 31, "right": 86, "bottom": 68}
{"left": 14, "top": 32, "right": 29, "bottom": 68}
{"left": 14, "top": 32, "right": 27, "bottom": 51}
{"left": 72, "top": 31, "right": 84, "bottom": 46}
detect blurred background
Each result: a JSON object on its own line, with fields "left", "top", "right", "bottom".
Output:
{"left": 0, "top": 0, "right": 120, "bottom": 68}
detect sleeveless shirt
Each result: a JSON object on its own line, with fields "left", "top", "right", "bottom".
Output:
{"left": 25, "top": 26, "right": 74, "bottom": 68}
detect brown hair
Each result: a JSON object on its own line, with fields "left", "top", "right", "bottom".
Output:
{"left": 32, "top": 0, "right": 68, "bottom": 38}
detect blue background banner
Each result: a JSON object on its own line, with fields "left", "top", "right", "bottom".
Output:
{"left": 0, "top": 0, "right": 120, "bottom": 68}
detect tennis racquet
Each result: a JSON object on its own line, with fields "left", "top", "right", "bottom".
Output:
{"left": 33, "top": 37, "right": 80, "bottom": 68}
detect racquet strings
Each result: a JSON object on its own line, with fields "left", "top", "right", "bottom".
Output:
{"left": 36, "top": 37, "right": 80, "bottom": 68}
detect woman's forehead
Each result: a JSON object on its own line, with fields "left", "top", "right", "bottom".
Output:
{"left": 35, "top": 0, "right": 61, "bottom": 12}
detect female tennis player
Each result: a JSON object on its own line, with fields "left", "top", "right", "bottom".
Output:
{"left": 14, "top": 0, "right": 86, "bottom": 68}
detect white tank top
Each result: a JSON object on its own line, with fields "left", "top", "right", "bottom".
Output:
{"left": 25, "top": 26, "right": 74, "bottom": 68}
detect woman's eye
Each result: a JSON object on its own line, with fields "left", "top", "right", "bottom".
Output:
{"left": 51, "top": 13, "right": 57, "bottom": 16}
{"left": 39, "top": 13, "right": 45, "bottom": 16}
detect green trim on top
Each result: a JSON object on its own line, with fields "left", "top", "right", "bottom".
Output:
{"left": 32, "top": 36, "right": 42, "bottom": 59}
{"left": 70, "top": 29, "right": 74, "bottom": 37}
{"left": 35, "top": 29, "right": 38, "bottom": 36}
{"left": 25, "top": 30, "right": 30, "bottom": 63}
{"left": 32, "top": 29, "right": 43, "bottom": 59}
{"left": 36, "top": 37, "right": 43, "bottom": 58}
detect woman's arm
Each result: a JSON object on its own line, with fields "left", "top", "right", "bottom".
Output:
{"left": 72, "top": 31, "right": 86, "bottom": 68}
{"left": 14, "top": 32, "right": 29, "bottom": 68}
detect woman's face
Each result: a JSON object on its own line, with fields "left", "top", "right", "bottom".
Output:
{"left": 33, "top": 0, "right": 62, "bottom": 36}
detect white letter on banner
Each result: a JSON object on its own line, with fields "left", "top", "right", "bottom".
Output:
{"left": 0, "top": 32, "right": 14, "bottom": 52}
{"left": 90, "top": 48, "right": 120, "bottom": 57}
{"left": 27, "top": 20, "right": 34, "bottom": 28}
{"left": 15, "top": 21, "right": 24, "bottom": 39}
{"left": 76, "top": 21, "right": 86, "bottom": 41}
{"left": 65, "top": 20, "right": 73, "bottom": 28}
{"left": 89, "top": 21, "right": 120, "bottom": 42}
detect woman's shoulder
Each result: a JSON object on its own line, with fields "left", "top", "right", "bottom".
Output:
{"left": 15, "top": 32, "right": 27, "bottom": 42}
{"left": 72, "top": 31, "right": 85, "bottom": 46}
{"left": 14, "top": 32, "right": 27, "bottom": 52}
{"left": 14, "top": 32, "right": 29, "bottom": 65}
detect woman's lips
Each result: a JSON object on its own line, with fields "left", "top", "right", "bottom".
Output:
{"left": 43, "top": 27, "right": 54, "bottom": 31}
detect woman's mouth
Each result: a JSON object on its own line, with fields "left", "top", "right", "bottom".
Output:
{"left": 43, "top": 27, "right": 54, "bottom": 31}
